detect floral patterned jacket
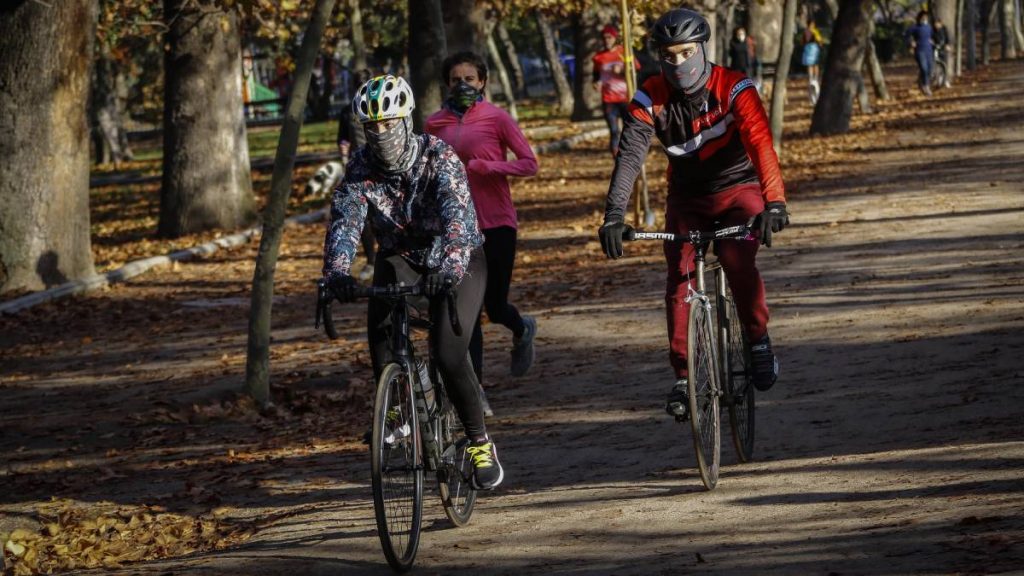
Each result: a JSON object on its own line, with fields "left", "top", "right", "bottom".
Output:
{"left": 322, "top": 134, "right": 483, "bottom": 284}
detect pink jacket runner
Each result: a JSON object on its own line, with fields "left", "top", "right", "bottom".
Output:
{"left": 425, "top": 100, "right": 538, "bottom": 231}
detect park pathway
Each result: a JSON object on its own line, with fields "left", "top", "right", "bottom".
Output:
{"left": 1, "top": 61, "right": 1022, "bottom": 575}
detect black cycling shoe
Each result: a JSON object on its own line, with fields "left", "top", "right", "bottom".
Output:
{"left": 750, "top": 334, "right": 779, "bottom": 391}
{"left": 665, "top": 379, "right": 690, "bottom": 421}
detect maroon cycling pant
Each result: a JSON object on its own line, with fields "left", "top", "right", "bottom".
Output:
{"left": 664, "top": 183, "right": 769, "bottom": 379}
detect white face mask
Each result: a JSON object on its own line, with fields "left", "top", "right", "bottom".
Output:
{"left": 737, "top": 33, "right": 746, "bottom": 42}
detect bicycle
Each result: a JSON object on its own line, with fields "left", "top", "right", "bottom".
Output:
{"left": 624, "top": 224, "right": 756, "bottom": 490}
{"left": 316, "top": 279, "right": 477, "bottom": 573}
{"left": 930, "top": 45, "right": 949, "bottom": 90}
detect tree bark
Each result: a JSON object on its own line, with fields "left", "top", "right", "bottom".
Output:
{"left": 245, "top": 0, "right": 338, "bottom": 406}
{"left": 982, "top": 0, "right": 997, "bottom": 64}
{"left": 865, "top": 18, "right": 890, "bottom": 99}
{"left": 348, "top": 0, "right": 367, "bottom": 72}
{"left": 571, "top": 9, "right": 604, "bottom": 121}
{"left": 935, "top": 0, "right": 958, "bottom": 77}
{"left": 408, "top": 0, "right": 446, "bottom": 131}
{"left": 966, "top": 0, "right": 978, "bottom": 68}
{"left": 0, "top": 0, "right": 97, "bottom": 294}
{"left": 442, "top": 0, "right": 488, "bottom": 57}
{"left": 810, "top": 0, "right": 872, "bottom": 136}
{"left": 91, "top": 54, "right": 134, "bottom": 166}
{"left": 536, "top": 11, "right": 574, "bottom": 113}
{"left": 496, "top": 21, "right": 527, "bottom": 97}
{"left": 749, "top": 0, "right": 784, "bottom": 64}
{"left": 160, "top": 0, "right": 255, "bottom": 238}
{"left": 769, "top": 0, "right": 798, "bottom": 152}
{"left": 1007, "top": 0, "right": 1024, "bottom": 52}
{"left": 999, "top": 0, "right": 1015, "bottom": 57}
{"left": 487, "top": 28, "right": 518, "bottom": 120}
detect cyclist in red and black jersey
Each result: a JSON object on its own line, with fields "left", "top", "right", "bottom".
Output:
{"left": 598, "top": 8, "right": 790, "bottom": 416}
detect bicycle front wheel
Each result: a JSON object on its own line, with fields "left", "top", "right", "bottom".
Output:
{"left": 437, "top": 394, "right": 477, "bottom": 526}
{"left": 371, "top": 363, "right": 423, "bottom": 572}
{"left": 688, "top": 297, "right": 721, "bottom": 490}
{"left": 724, "top": 294, "right": 755, "bottom": 462}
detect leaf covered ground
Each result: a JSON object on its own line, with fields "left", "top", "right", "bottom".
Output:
{"left": 1, "top": 61, "right": 1022, "bottom": 574}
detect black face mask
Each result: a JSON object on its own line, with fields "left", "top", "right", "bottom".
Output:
{"left": 448, "top": 81, "right": 482, "bottom": 112}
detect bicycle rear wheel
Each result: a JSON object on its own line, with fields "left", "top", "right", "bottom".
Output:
{"left": 436, "top": 392, "right": 477, "bottom": 526}
{"left": 688, "top": 297, "right": 721, "bottom": 490}
{"left": 723, "top": 294, "right": 755, "bottom": 462}
{"left": 371, "top": 363, "right": 423, "bottom": 572}
{"left": 931, "top": 59, "right": 948, "bottom": 90}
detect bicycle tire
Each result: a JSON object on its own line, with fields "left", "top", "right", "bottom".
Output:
{"left": 723, "top": 294, "right": 755, "bottom": 462}
{"left": 687, "top": 297, "right": 721, "bottom": 490}
{"left": 371, "top": 363, "right": 423, "bottom": 573}
{"left": 436, "top": 395, "right": 477, "bottom": 526}
{"left": 931, "top": 60, "right": 948, "bottom": 90}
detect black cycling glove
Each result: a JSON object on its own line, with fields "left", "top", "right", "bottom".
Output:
{"left": 328, "top": 274, "right": 359, "bottom": 303}
{"left": 422, "top": 272, "right": 452, "bottom": 297}
{"left": 754, "top": 202, "right": 790, "bottom": 248}
{"left": 598, "top": 221, "right": 632, "bottom": 259}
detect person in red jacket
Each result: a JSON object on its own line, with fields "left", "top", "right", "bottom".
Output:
{"left": 597, "top": 8, "right": 790, "bottom": 418}
{"left": 592, "top": 24, "right": 636, "bottom": 155}
{"left": 425, "top": 51, "right": 540, "bottom": 393}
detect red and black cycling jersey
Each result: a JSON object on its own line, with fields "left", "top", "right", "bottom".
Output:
{"left": 605, "top": 65, "right": 785, "bottom": 222}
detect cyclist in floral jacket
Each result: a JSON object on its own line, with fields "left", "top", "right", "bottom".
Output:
{"left": 323, "top": 75, "right": 504, "bottom": 490}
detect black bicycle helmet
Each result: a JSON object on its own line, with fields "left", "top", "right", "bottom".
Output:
{"left": 650, "top": 8, "right": 711, "bottom": 47}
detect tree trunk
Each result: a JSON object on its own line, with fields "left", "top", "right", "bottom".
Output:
{"left": 496, "top": 21, "right": 527, "bottom": 97}
{"left": 160, "top": 0, "right": 255, "bottom": 238}
{"left": 810, "top": 0, "right": 872, "bottom": 136}
{"left": 865, "top": 18, "right": 890, "bottom": 99}
{"left": 92, "top": 51, "right": 135, "bottom": 166}
{"left": 935, "top": 0, "right": 958, "bottom": 77}
{"left": 408, "top": 0, "right": 446, "bottom": 131}
{"left": 749, "top": 0, "right": 783, "bottom": 64}
{"left": 487, "top": 28, "right": 518, "bottom": 120}
{"left": 956, "top": 0, "right": 965, "bottom": 75}
{"left": 348, "top": 0, "right": 367, "bottom": 71}
{"left": 536, "top": 11, "right": 574, "bottom": 113}
{"left": 769, "top": 0, "right": 797, "bottom": 152}
{"left": 982, "top": 0, "right": 997, "bottom": 64}
{"left": 999, "top": 0, "right": 1016, "bottom": 57}
{"left": 1007, "top": 0, "right": 1024, "bottom": 51}
{"left": 245, "top": 0, "right": 337, "bottom": 406}
{"left": 442, "top": 0, "right": 488, "bottom": 57}
{"left": 0, "top": 0, "right": 97, "bottom": 294}
{"left": 967, "top": 0, "right": 978, "bottom": 69}
{"left": 571, "top": 9, "right": 603, "bottom": 121}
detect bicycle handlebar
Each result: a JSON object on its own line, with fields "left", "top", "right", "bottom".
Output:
{"left": 315, "top": 278, "right": 462, "bottom": 338}
{"left": 624, "top": 224, "right": 754, "bottom": 244}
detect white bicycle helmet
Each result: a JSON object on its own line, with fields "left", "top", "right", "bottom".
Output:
{"left": 352, "top": 74, "right": 415, "bottom": 123}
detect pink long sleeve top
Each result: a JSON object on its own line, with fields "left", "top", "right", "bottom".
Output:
{"left": 425, "top": 100, "right": 538, "bottom": 231}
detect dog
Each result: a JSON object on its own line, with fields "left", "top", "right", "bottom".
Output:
{"left": 304, "top": 160, "right": 344, "bottom": 198}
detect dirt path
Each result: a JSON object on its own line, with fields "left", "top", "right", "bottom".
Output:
{"left": 2, "top": 62, "right": 1023, "bottom": 575}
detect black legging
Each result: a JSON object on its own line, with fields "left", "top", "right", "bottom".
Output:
{"left": 368, "top": 250, "right": 488, "bottom": 440}
{"left": 469, "top": 226, "right": 525, "bottom": 384}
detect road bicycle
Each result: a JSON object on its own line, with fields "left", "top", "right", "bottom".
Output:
{"left": 316, "top": 279, "right": 477, "bottom": 573}
{"left": 625, "top": 225, "right": 756, "bottom": 490}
